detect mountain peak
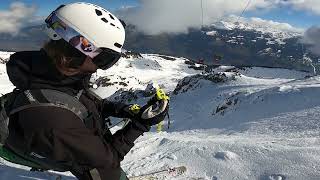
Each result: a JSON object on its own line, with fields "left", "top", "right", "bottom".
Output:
{"left": 211, "top": 15, "right": 304, "bottom": 39}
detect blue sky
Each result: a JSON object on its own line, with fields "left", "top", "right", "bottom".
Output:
{"left": 244, "top": 6, "right": 319, "bottom": 28}
{"left": 0, "top": 0, "right": 139, "bottom": 14}
{"left": 0, "top": 0, "right": 319, "bottom": 30}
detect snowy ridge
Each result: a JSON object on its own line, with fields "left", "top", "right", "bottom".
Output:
{"left": 211, "top": 15, "right": 304, "bottom": 40}
{"left": 1, "top": 52, "right": 320, "bottom": 179}
{"left": 0, "top": 52, "right": 15, "bottom": 94}
{"left": 92, "top": 54, "right": 203, "bottom": 98}
{"left": 0, "top": 51, "right": 14, "bottom": 64}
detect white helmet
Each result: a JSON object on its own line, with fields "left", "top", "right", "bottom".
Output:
{"left": 45, "top": 2, "right": 126, "bottom": 69}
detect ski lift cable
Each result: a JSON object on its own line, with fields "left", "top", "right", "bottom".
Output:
{"left": 235, "top": 0, "right": 252, "bottom": 39}
{"left": 199, "top": 0, "right": 251, "bottom": 28}
{"left": 237, "top": 0, "right": 252, "bottom": 23}
{"left": 301, "top": 43, "right": 305, "bottom": 57}
{"left": 201, "top": 0, "right": 204, "bottom": 28}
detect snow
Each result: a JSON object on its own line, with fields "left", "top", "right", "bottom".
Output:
{"left": 0, "top": 51, "right": 14, "bottom": 62}
{"left": 226, "top": 39, "right": 238, "bottom": 44}
{"left": 0, "top": 54, "right": 15, "bottom": 95}
{"left": 1, "top": 52, "right": 320, "bottom": 179}
{"left": 92, "top": 54, "right": 201, "bottom": 98}
{"left": 213, "top": 15, "right": 304, "bottom": 37}
{"left": 206, "top": 31, "right": 217, "bottom": 36}
{"left": 211, "top": 15, "right": 303, "bottom": 45}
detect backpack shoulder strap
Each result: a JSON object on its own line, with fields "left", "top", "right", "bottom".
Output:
{"left": 10, "top": 89, "right": 88, "bottom": 123}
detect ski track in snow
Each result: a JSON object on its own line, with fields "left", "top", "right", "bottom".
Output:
{"left": 1, "top": 51, "right": 320, "bottom": 180}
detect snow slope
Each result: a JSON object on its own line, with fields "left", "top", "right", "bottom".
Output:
{"left": 92, "top": 54, "right": 202, "bottom": 98}
{"left": 122, "top": 66, "right": 320, "bottom": 180}
{"left": 0, "top": 51, "right": 15, "bottom": 95}
{"left": 0, "top": 51, "right": 13, "bottom": 63}
{"left": 1, "top": 52, "right": 320, "bottom": 180}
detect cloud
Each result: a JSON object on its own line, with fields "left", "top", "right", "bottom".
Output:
{"left": 0, "top": 2, "right": 37, "bottom": 35}
{"left": 302, "top": 26, "right": 320, "bottom": 55}
{"left": 223, "top": 15, "right": 304, "bottom": 33}
{"left": 279, "top": 0, "right": 320, "bottom": 15}
{"left": 118, "top": 0, "right": 277, "bottom": 35}
{"left": 118, "top": 0, "right": 320, "bottom": 35}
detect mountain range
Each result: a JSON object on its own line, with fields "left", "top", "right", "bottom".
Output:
{"left": 0, "top": 16, "right": 319, "bottom": 73}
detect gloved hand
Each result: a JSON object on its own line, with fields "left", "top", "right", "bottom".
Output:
{"left": 125, "top": 89, "right": 170, "bottom": 127}
{"left": 139, "top": 100, "right": 169, "bottom": 126}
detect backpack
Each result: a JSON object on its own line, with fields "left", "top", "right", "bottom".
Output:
{"left": 0, "top": 89, "right": 89, "bottom": 145}
{"left": 0, "top": 89, "right": 92, "bottom": 171}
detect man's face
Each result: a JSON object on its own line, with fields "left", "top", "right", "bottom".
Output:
{"left": 78, "top": 56, "right": 98, "bottom": 73}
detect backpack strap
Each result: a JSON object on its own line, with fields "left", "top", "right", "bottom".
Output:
{"left": 0, "top": 94, "right": 10, "bottom": 144}
{"left": 9, "top": 89, "right": 88, "bottom": 123}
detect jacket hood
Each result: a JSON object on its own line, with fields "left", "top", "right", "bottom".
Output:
{"left": 6, "top": 49, "right": 91, "bottom": 94}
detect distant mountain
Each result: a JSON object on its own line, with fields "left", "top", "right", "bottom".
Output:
{"left": 211, "top": 15, "right": 303, "bottom": 40}
{"left": 0, "top": 25, "right": 48, "bottom": 52}
{"left": 0, "top": 16, "right": 319, "bottom": 73}
{"left": 124, "top": 16, "right": 319, "bottom": 72}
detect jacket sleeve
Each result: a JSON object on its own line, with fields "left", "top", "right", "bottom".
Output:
{"left": 111, "top": 120, "right": 150, "bottom": 160}
{"left": 99, "top": 99, "right": 151, "bottom": 159}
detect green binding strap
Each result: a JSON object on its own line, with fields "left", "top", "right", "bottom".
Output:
{"left": 0, "top": 145, "right": 43, "bottom": 169}
{"left": 120, "top": 168, "right": 129, "bottom": 180}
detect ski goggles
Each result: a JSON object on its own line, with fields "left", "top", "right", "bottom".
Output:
{"left": 45, "top": 8, "right": 121, "bottom": 70}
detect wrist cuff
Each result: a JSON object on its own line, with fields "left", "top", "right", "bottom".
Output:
{"left": 131, "top": 120, "right": 151, "bottom": 132}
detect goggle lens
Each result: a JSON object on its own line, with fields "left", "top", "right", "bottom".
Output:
{"left": 92, "top": 49, "right": 121, "bottom": 70}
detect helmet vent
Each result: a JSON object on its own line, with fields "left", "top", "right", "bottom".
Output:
{"left": 95, "top": 9, "right": 102, "bottom": 16}
{"left": 119, "top": 19, "right": 126, "bottom": 29}
{"left": 110, "top": 23, "right": 115, "bottom": 27}
{"left": 114, "top": 43, "right": 122, "bottom": 48}
{"left": 109, "top": 14, "right": 115, "bottom": 20}
{"left": 101, "top": 18, "right": 108, "bottom": 23}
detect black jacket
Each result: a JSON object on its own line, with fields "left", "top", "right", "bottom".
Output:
{"left": 5, "top": 50, "right": 148, "bottom": 180}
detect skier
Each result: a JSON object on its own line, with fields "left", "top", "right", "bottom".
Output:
{"left": 3, "top": 3, "right": 168, "bottom": 180}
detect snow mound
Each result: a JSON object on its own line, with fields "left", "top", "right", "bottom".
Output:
{"left": 265, "top": 174, "right": 286, "bottom": 180}
{"left": 214, "top": 151, "right": 239, "bottom": 161}
{"left": 173, "top": 72, "right": 235, "bottom": 95}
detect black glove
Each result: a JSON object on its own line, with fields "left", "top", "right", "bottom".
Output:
{"left": 138, "top": 99, "right": 169, "bottom": 126}
{"left": 125, "top": 98, "right": 169, "bottom": 127}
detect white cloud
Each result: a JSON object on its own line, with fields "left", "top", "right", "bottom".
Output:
{"left": 279, "top": 0, "right": 320, "bottom": 15}
{"left": 119, "top": 0, "right": 276, "bottom": 35}
{"left": 0, "top": 2, "right": 37, "bottom": 35}
{"left": 302, "top": 26, "right": 320, "bottom": 55}
{"left": 118, "top": 0, "right": 320, "bottom": 35}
